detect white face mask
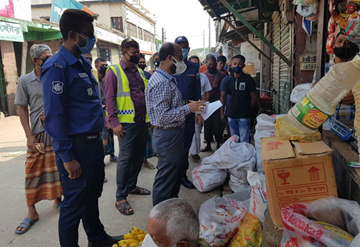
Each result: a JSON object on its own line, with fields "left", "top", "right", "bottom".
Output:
{"left": 142, "top": 234, "right": 158, "bottom": 247}
{"left": 172, "top": 56, "right": 187, "bottom": 74}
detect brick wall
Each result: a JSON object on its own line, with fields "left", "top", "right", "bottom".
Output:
{"left": 0, "top": 41, "right": 19, "bottom": 116}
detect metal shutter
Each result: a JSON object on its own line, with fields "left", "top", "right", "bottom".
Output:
{"left": 279, "top": 21, "right": 292, "bottom": 114}
{"left": 271, "top": 11, "right": 281, "bottom": 114}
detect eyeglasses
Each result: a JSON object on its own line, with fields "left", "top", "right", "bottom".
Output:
{"left": 79, "top": 31, "right": 94, "bottom": 38}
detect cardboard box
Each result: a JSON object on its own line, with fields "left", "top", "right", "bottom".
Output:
{"left": 261, "top": 136, "right": 338, "bottom": 229}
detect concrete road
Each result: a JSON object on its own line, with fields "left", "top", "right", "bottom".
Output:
{"left": 0, "top": 116, "right": 221, "bottom": 247}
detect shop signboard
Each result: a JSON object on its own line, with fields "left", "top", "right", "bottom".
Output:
{"left": 0, "top": 21, "right": 23, "bottom": 42}
{"left": 95, "top": 26, "right": 123, "bottom": 45}
{"left": 0, "top": 0, "right": 31, "bottom": 22}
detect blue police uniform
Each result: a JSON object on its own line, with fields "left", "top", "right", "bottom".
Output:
{"left": 143, "top": 70, "right": 151, "bottom": 80}
{"left": 41, "top": 46, "right": 107, "bottom": 247}
{"left": 173, "top": 60, "right": 201, "bottom": 178}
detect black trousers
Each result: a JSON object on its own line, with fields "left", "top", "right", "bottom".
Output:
{"left": 116, "top": 122, "right": 148, "bottom": 201}
{"left": 56, "top": 138, "right": 106, "bottom": 247}
{"left": 204, "top": 109, "right": 223, "bottom": 144}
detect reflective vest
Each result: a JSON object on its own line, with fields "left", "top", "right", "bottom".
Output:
{"left": 108, "top": 64, "right": 149, "bottom": 123}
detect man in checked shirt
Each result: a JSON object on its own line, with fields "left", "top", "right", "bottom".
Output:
{"left": 146, "top": 42, "right": 206, "bottom": 206}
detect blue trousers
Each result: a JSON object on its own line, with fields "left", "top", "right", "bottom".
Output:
{"left": 152, "top": 128, "right": 184, "bottom": 206}
{"left": 55, "top": 140, "right": 106, "bottom": 247}
{"left": 228, "top": 118, "right": 250, "bottom": 143}
{"left": 181, "top": 113, "right": 195, "bottom": 177}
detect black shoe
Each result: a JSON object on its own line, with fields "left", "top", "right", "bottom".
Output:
{"left": 191, "top": 154, "right": 200, "bottom": 160}
{"left": 200, "top": 146, "right": 212, "bottom": 152}
{"left": 181, "top": 176, "right": 195, "bottom": 189}
{"left": 88, "top": 234, "right": 124, "bottom": 247}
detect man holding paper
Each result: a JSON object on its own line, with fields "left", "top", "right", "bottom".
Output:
{"left": 145, "top": 42, "right": 206, "bottom": 205}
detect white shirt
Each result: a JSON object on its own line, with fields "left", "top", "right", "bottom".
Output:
{"left": 200, "top": 73, "right": 212, "bottom": 96}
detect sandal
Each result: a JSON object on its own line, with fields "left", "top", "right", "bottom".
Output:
{"left": 115, "top": 201, "right": 134, "bottom": 216}
{"left": 129, "top": 187, "right": 151, "bottom": 195}
{"left": 200, "top": 146, "right": 212, "bottom": 152}
{"left": 143, "top": 162, "right": 155, "bottom": 170}
{"left": 110, "top": 156, "right": 118, "bottom": 162}
{"left": 53, "top": 202, "right": 62, "bottom": 210}
{"left": 15, "top": 218, "right": 39, "bottom": 234}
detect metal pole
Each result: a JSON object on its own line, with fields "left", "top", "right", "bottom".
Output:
{"left": 226, "top": 21, "right": 272, "bottom": 63}
{"left": 208, "top": 16, "right": 211, "bottom": 54}
{"left": 161, "top": 27, "right": 164, "bottom": 44}
{"left": 203, "top": 29, "right": 206, "bottom": 60}
{"left": 219, "top": 0, "right": 290, "bottom": 66}
{"left": 315, "top": 0, "right": 327, "bottom": 82}
{"left": 21, "top": 41, "right": 28, "bottom": 76}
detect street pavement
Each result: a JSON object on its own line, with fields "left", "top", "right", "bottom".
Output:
{"left": 0, "top": 116, "right": 221, "bottom": 247}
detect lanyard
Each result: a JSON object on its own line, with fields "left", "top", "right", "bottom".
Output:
{"left": 156, "top": 69, "right": 171, "bottom": 80}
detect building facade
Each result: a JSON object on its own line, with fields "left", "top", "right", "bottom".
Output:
{"left": 31, "top": 0, "right": 156, "bottom": 63}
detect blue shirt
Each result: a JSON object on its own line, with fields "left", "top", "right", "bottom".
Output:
{"left": 146, "top": 68, "right": 191, "bottom": 128}
{"left": 41, "top": 46, "right": 104, "bottom": 163}
{"left": 172, "top": 60, "right": 201, "bottom": 101}
{"left": 144, "top": 70, "right": 151, "bottom": 80}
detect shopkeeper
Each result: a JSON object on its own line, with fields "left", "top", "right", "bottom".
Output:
{"left": 312, "top": 29, "right": 359, "bottom": 130}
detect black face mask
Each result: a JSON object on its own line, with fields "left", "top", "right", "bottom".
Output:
{"left": 170, "top": 63, "right": 177, "bottom": 74}
{"left": 334, "top": 47, "right": 348, "bottom": 59}
{"left": 126, "top": 53, "right": 140, "bottom": 64}
{"left": 139, "top": 64, "right": 146, "bottom": 70}
{"left": 154, "top": 60, "right": 160, "bottom": 67}
{"left": 207, "top": 65, "right": 217, "bottom": 74}
{"left": 38, "top": 58, "right": 48, "bottom": 67}
{"left": 99, "top": 66, "right": 108, "bottom": 77}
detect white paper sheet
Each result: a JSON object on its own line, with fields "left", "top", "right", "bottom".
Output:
{"left": 200, "top": 100, "right": 222, "bottom": 121}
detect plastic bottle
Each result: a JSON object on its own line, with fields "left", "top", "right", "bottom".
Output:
{"left": 287, "top": 55, "right": 360, "bottom": 133}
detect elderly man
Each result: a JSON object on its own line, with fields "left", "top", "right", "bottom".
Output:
{"left": 145, "top": 42, "right": 206, "bottom": 206}
{"left": 14, "top": 44, "right": 62, "bottom": 235}
{"left": 173, "top": 36, "right": 202, "bottom": 189}
{"left": 146, "top": 198, "right": 209, "bottom": 247}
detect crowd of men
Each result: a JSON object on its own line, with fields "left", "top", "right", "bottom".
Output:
{"left": 14, "top": 9, "right": 260, "bottom": 247}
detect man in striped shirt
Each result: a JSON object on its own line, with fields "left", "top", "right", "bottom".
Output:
{"left": 146, "top": 42, "right": 206, "bottom": 206}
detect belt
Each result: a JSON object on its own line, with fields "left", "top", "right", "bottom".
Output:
{"left": 72, "top": 132, "right": 102, "bottom": 143}
{"left": 154, "top": 125, "right": 184, "bottom": 130}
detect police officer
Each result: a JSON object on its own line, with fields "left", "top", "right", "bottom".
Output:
{"left": 173, "top": 36, "right": 202, "bottom": 189}
{"left": 41, "top": 9, "right": 122, "bottom": 247}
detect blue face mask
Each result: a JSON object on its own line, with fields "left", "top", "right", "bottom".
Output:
{"left": 76, "top": 32, "right": 96, "bottom": 54}
{"left": 182, "top": 48, "right": 189, "bottom": 60}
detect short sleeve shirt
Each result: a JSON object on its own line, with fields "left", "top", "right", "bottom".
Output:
{"left": 220, "top": 74, "right": 232, "bottom": 105}
{"left": 225, "top": 73, "right": 256, "bottom": 119}
{"left": 204, "top": 71, "right": 227, "bottom": 102}
{"left": 200, "top": 73, "right": 212, "bottom": 96}
{"left": 14, "top": 69, "right": 45, "bottom": 135}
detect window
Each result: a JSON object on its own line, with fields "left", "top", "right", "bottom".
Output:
{"left": 144, "top": 30, "right": 154, "bottom": 42}
{"left": 111, "top": 17, "right": 124, "bottom": 32}
{"left": 127, "top": 22, "right": 137, "bottom": 38}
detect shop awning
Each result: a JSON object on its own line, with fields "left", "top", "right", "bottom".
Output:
{"left": 198, "top": 0, "right": 290, "bottom": 66}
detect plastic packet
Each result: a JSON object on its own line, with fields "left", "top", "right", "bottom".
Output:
{"left": 274, "top": 115, "right": 322, "bottom": 142}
